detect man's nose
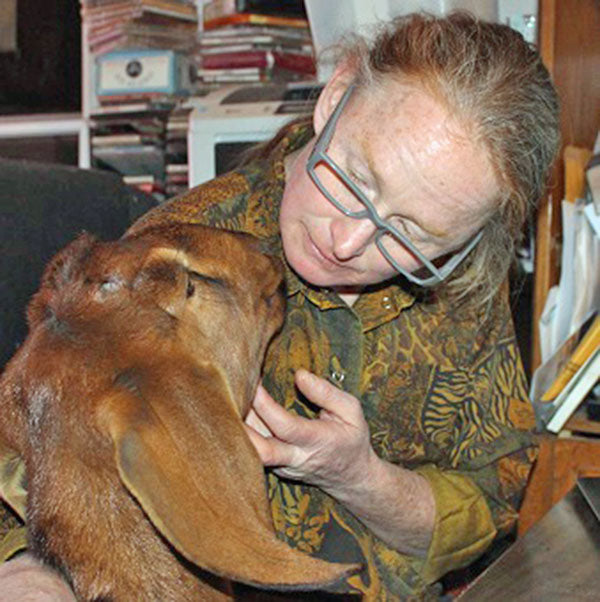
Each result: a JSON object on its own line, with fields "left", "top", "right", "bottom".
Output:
{"left": 330, "top": 217, "right": 378, "bottom": 261}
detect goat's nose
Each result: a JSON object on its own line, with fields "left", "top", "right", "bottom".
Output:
{"left": 330, "top": 217, "right": 377, "bottom": 261}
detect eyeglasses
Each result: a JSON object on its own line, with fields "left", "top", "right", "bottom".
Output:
{"left": 306, "top": 83, "right": 483, "bottom": 287}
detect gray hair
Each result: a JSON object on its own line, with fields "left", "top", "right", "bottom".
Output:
{"left": 336, "top": 11, "right": 560, "bottom": 309}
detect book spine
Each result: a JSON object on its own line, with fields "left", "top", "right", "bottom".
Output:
{"left": 203, "top": 13, "right": 308, "bottom": 30}
{"left": 272, "top": 50, "right": 315, "bottom": 75}
{"left": 545, "top": 349, "right": 600, "bottom": 433}
{"left": 542, "top": 315, "right": 600, "bottom": 401}
{"left": 202, "top": 0, "right": 238, "bottom": 22}
{"left": 141, "top": 0, "right": 198, "bottom": 19}
{"left": 201, "top": 50, "right": 272, "bottom": 70}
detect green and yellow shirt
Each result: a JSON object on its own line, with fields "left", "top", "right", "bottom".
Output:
{"left": 0, "top": 123, "right": 537, "bottom": 601}
{"left": 127, "top": 123, "right": 537, "bottom": 600}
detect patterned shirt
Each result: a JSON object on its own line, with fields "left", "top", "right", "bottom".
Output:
{"left": 0, "top": 123, "right": 537, "bottom": 601}
{"left": 127, "top": 123, "right": 537, "bottom": 600}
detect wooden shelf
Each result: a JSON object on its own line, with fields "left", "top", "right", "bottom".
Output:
{"left": 531, "top": 0, "right": 600, "bottom": 372}
{"left": 564, "top": 408, "right": 600, "bottom": 436}
{"left": 519, "top": 432, "right": 600, "bottom": 536}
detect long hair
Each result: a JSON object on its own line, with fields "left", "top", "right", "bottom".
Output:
{"left": 245, "top": 12, "right": 561, "bottom": 310}
{"left": 342, "top": 12, "right": 560, "bottom": 308}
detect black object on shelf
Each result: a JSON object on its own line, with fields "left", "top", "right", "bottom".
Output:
{"left": 586, "top": 385, "right": 600, "bottom": 422}
{"left": 228, "top": 0, "right": 306, "bottom": 18}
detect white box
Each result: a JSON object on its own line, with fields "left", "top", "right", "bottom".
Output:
{"left": 96, "top": 49, "right": 195, "bottom": 98}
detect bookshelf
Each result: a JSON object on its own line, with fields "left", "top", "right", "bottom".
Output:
{"left": 513, "top": 0, "right": 600, "bottom": 536}
{"left": 0, "top": 114, "right": 87, "bottom": 166}
{"left": 531, "top": 0, "right": 600, "bottom": 372}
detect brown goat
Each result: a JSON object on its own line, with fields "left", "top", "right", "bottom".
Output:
{"left": 0, "top": 224, "right": 357, "bottom": 600}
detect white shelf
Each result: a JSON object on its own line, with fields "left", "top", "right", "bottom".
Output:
{"left": 0, "top": 113, "right": 89, "bottom": 168}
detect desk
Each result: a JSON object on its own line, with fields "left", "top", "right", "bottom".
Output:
{"left": 457, "top": 485, "right": 600, "bottom": 601}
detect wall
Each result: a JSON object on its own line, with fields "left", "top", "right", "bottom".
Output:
{"left": 0, "top": 0, "right": 81, "bottom": 114}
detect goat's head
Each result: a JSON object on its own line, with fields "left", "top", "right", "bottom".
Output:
{"left": 0, "top": 224, "right": 357, "bottom": 600}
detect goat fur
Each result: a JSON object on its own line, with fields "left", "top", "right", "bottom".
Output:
{"left": 0, "top": 223, "right": 357, "bottom": 600}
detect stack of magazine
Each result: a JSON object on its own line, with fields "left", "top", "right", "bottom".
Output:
{"left": 90, "top": 104, "right": 176, "bottom": 201}
{"left": 531, "top": 312, "right": 600, "bottom": 433}
{"left": 80, "top": 1, "right": 202, "bottom": 200}
{"left": 196, "top": 0, "right": 316, "bottom": 84}
{"left": 80, "top": 0, "right": 199, "bottom": 55}
{"left": 165, "top": 106, "right": 193, "bottom": 197}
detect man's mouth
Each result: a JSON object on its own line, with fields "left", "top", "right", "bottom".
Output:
{"left": 303, "top": 226, "right": 341, "bottom": 269}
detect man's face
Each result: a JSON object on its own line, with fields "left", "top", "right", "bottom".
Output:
{"left": 279, "top": 79, "right": 499, "bottom": 292}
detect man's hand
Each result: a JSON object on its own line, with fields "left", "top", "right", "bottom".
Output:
{"left": 0, "top": 554, "right": 77, "bottom": 602}
{"left": 245, "top": 369, "right": 377, "bottom": 497}
{"left": 245, "top": 370, "right": 436, "bottom": 557}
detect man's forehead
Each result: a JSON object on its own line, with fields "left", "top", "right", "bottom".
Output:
{"left": 339, "top": 83, "right": 497, "bottom": 233}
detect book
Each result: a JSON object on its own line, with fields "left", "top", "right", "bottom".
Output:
{"left": 199, "top": 40, "right": 312, "bottom": 53}
{"left": 199, "top": 71, "right": 266, "bottom": 83}
{"left": 199, "top": 25, "right": 311, "bottom": 42}
{"left": 201, "top": 50, "right": 275, "bottom": 70}
{"left": 94, "top": 144, "right": 164, "bottom": 175}
{"left": 545, "top": 347, "right": 600, "bottom": 433}
{"left": 92, "top": 133, "right": 163, "bottom": 146}
{"left": 91, "top": 100, "right": 175, "bottom": 116}
{"left": 202, "top": 0, "right": 306, "bottom": 21}
{"left": 82, "top": 0, "right": 198, "bottom": 22}
{"left": 272, "top": 50, "right": 315, "bottom": 75}
{"left": 200, "top": 49, "right": 314, "bottom": 74}
{"left": 531, "top": 312, "right": 598, "bottom": 404}
{"left": 542, "top": 314, "right": 600, "bottom": 401}
{"left": 203, "top": 13, "right": 308, "bottom": 30}
{"left": 123, "top": 173, "right": 162, "bottom": 186}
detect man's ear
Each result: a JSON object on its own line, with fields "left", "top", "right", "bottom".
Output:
{"left": 313, "top": 63, "right": 357, "bottom": 136}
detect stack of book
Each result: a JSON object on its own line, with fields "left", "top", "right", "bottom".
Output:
{"left": 80, "top": 0, "right": 199, "bottom": 56}
{"left": 196, "top": 0, "right": 316, "bottom": 84}
{"left": 165, "top": 106, "right": 192, "bottom": 197}
{"left": 532, "top": 312, "right": 600, "bottom": 433}
{"left": 90, "top": 103, "right": 177, "bottom": 201}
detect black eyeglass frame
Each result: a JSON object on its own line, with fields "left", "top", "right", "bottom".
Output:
{"left": 306, "top": 83, "right": 483, "bottom": 287}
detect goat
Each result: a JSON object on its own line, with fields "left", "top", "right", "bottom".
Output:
{"left": 0, "top": 223, "right": 357, "bottom": 600}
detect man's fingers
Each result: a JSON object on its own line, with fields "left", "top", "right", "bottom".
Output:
{"left": 294, "top": 369, "right": 363, "bottom": 423}
{"left": 245, "top": 407, "right": 272, "bottom": 438}
{"left": 253, "top": 382, "right": 312, "bottom": 443}
{"left": 244, "top": 424, "right": 299, "bottom": 468}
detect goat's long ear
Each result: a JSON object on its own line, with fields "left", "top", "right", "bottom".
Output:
{"left": 97, "top": 361, "right": 358, "bottom": 591}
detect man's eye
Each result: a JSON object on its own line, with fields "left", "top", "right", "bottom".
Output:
{"left": 390, "top": 217, "right": 430, "bottom": 244}
{"left": 348, "top": 170, "right": 367, "bottom": 190}
{"left": 389, "top": 216, "right": 412, "bottom": 237}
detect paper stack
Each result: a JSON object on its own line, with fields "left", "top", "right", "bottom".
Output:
{"left": 196, "top": 0, "right": 316, "bottom": 84}
{"left": 165, "top": 106, "right": 192, "bottom": 197}
{"left": 90, "top": 104, "right": 175, "bottom": 201}
{"left": 80, "top": 0, "right": 199, "bottom": 56}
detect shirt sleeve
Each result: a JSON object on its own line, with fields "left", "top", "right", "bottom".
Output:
{"left": 413, "top": 288, "right": 539, "bottom": 583}
{"left": 0, "top": 450, "right": 27, "bottom": 562}
{"left": 126, "top": 170, "right": 254, "bottom": 236}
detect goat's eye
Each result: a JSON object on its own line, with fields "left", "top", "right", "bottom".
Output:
{"left": 189, "top": 271, "right": 228, "bottom": 289}
{"left": 186, "top": 279, "right": 195, "bottom": 298}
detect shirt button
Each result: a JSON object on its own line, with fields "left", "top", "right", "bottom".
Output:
{"left": 330, "top": 370, "right": 345, "bottom": 384}
{"left": 382, "top": 296, "right": 393, "bottom": 310}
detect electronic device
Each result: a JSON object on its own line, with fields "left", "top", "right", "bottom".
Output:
{"left": 96, "top": 49, "right": 196, "bottom": 99}
{"left": 187, "top": 81, "right": 322, "bottom": 186}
